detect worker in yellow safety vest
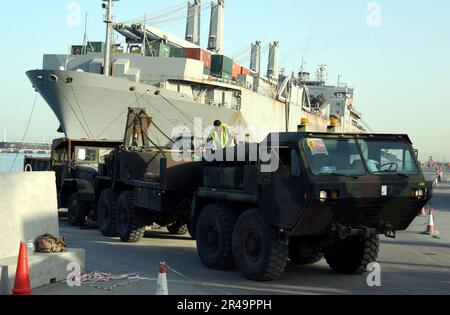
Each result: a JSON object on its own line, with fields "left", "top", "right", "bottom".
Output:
{"left": 208, "top": 120, "right": 238, "bottom": 150}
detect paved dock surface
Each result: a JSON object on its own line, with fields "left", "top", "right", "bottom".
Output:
{"left": 35, "top": 172, "right": 450, "bottom": 295}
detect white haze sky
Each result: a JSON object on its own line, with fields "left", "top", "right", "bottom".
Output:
{"left": 0, "top": 0, "right": 449, "bottom": 161}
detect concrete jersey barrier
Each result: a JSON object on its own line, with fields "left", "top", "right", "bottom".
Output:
{"left": 0, "top": 172, "right": 59, "bottom": 260}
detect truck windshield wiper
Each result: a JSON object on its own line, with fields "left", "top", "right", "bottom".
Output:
{"left": 373, "top": 170, "right": 409, "bottom": 178}
{"left": 319, "top": 172, "right": 360, "bottom": 179}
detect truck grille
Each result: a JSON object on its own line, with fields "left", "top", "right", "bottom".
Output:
{"left": 341, "top": 206, "right": 381, "bottom": 227}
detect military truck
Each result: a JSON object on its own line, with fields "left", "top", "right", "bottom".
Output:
{"left": 25, "top": 138, "right": 122, "bottom": 226}
{"left": 191, "top": 131, "right": 433, "bottom": 281}
{"left": 93, "top": 108, "right": 201, "bottom": 242}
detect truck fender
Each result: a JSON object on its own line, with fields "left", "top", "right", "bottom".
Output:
{"left": 190, "top": 196, "right": 209, "bottom": 237}
{"left": 60, "top": 180, "right": 78, "bottom": 208}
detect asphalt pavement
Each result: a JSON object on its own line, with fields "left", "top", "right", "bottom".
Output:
{"left": 34, "top": 171, "right": 450, "bottom": 295}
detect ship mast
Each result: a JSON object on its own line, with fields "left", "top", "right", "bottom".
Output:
{"left": 102, "top": 0, "right": 118, "bottom": 76}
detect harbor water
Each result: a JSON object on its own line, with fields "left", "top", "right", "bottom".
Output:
{"left": 0, "top": 153, "right": 49, "bottom": 173}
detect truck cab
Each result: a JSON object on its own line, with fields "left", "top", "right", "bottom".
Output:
{"left": 25, "top": 138, "right": 122, "bottom": 226}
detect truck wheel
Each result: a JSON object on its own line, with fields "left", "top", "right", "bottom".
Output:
{"left": 325, "top": 234, "right": 380, "bottom": 274}
{"left": 97, "top": 189, "right": 118, "bottom": 237}
{"left": 117, "top": 191, "right": 146, "bottom": 243}
{"left": 232, "top": 209, "right": 288, "bottom": 281}
{"left": 68, "top": 193, "right": 89, "bottom": 227}
{"left": 196, "top": 204, "right": 238, "bottom": 270}
{"left": 167, "top": 222, "right": 188, "bottom": 235}
{"left": 288, "top": 239, "right": 324, "bottom": 265}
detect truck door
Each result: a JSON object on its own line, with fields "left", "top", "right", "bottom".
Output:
{"left": 51, "top": 148, "right": 70, "bottom": 192}
{"left": 258, "top": 147, "right": 303, "bottom": 227}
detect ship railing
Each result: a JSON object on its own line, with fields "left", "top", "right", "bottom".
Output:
{"left": 210, "top": 75, "right": 253, "bottom": 91}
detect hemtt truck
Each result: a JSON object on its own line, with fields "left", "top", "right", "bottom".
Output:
{"left": 192, "top": 131, "right": 433, "bottom": 281}
{"left": 93, "top": 109, "right": 202, "bottom": 241}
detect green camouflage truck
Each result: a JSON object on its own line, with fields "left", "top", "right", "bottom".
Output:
{"left": 191, "top": 132, "right": 433, "bottom": 281}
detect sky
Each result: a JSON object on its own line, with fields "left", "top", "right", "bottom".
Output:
{"left": 0, "top": 0, "right": 449, "bottom": 161}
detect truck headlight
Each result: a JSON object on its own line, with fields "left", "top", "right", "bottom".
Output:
{"left": 320, "top": 191, "right": 328, "bottom": 202}
{"left": 415, "top": 189, "right": 424, "bottom": 199}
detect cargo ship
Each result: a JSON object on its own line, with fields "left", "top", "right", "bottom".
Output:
{"left": 26, "top": 0, "right": 365, "bottom": 145}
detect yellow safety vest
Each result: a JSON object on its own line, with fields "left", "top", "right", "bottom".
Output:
{"left": 211, "top": 125, "right": 230, "bottom": 149}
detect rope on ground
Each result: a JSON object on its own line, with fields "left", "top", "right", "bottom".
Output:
{"left": 70, "top": 265, "right": 230, "bottom": 295}
{"left": 9, "top": 93, "right": 38, "bottom": 173}
{"left": 166, "top": 264, "right": 230, "bottom": 296}
{"left": 70, "top": 272, "right": 153, "bottom": 292}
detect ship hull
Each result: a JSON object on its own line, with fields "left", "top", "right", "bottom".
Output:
{"left": 27, "top": 70, "right": 332, "bottom": 144}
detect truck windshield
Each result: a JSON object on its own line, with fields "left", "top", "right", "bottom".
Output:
{"left": 302, "top": 138, "right": 366, "bottom": 176}
{"left": 356, "top": 139, "right": 419, "bottom": 175}
{"left": 99, "top": 148, "right": 113, "bottom": 163}
{"left": 75, "top": 147, "right": 99, "bottom": 163}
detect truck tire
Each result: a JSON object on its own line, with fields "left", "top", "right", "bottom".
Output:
{"left": 97, "top": 189, "right": 118, "bottom": 237}
{"left": 325, "top": 234, "right": 380, "bottom": 274}
{"left": 68, "top": 193, "right": 89, "bottom": 227}
{"left": 117, "top": 191, "right": 146, "bottom": 243}
{"left": 195, "top": 204, "right": 238, "bottom": 270}
{"left": 288, "top": 239, "right": 324, "bottom": 265}
{"left": 232, "top": 209, "right": 288, "bottom": 281}
{"left": 187, "top": 220, "right": 195, "bottom": 240}
{"left": 167, "top": 222, "right": 188, "bottom": 235}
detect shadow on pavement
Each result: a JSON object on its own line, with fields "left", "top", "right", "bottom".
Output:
{"left": 381, "top": 239, "right": 450, "bottom": 249}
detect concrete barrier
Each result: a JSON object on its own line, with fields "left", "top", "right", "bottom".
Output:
{"left": 1, "top": 250, "right": 86, "bottom": 294}
{"left": 0, "top": 172, "right": 59, "bottom": 260}
{"left": 0, "top": 172, "right": 86, "bottom": 294}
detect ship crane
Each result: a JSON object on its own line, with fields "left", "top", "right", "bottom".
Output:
{"left": 114, "top": 24, "right": 200, "bottom": 49}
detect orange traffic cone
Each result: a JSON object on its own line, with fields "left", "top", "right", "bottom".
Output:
{"left": 12, "top": 242, "right": 32, "bottom": 295}
{"left": 155, "top": 261, "right": 168, "bottom": 296}
{"left": 418, "top": 207, "right": 427, "bottom": 217}
{"left": 423, "top": 209, "right": 437, "bottom": 236}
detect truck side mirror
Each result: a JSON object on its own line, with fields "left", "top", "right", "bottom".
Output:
{"left": 78, "top": 149, "right": 86, "bottom": 161}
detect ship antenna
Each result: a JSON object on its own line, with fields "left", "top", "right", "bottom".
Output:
{"left": 300, "top": 56, "right": 305, "bottom": 74}
{"left": 142, "top": 13, "right": 147, "bottom": 56}
{"left": 82, "top": 12, "right": 88, "bottom": 54}
{"left": 102, "top": 0, "right": 118, "bottom": 76}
